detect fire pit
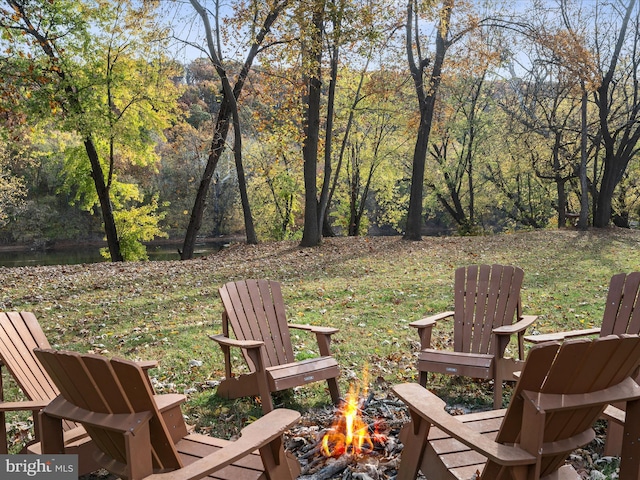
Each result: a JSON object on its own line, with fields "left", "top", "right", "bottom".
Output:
{"left": 320, "top": 384, "right": 387, "bottom": 458}
{"left": 284, "top": 375, "right": 617, "bottom": 479}
{"left": 286, "top": 377, "right": 410, "bottom": 480}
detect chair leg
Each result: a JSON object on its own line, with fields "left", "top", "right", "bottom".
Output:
{"left": 0, "top": 410, "right": 7, "bottom": 454}
{"left": 245, "top": 348, "right": 273, "bottom": 414}
{"left": 418, "top": 371, "right": 428, "bottom": 387}
{"left": 604, "top": 420, "right": 623, "bottom": 457}
{"left": 493, "top": 378, "right": 503, "bottom": 409}
{"left": 37, "top": 411, "right": 65, "bottom": 455}
{"left": 327, "top": 378, "right": 341, "bottom": 405}
{"left": 397, "top": 415, "right": 430, "bottom": 480}
{"left": 259, "top": 436, "right": 296, "bottom": 480}
{"left": 619, "top": 398, "right": 640, "bottom": 480}
{"left": 260, "top": 392, "right": 275, "bottom": 414}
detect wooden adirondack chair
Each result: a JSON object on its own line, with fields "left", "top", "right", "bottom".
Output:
{"left": 34, "top": 348, "right": 301, "bottom": 480}
{"left": 393, "top": 335, "right": 640, "bottom": 480}
{"left": 0, "top": 311, "right": 185, "bottom": 475}
{"left": 525, "top": 272, "right": 640, "bottom": 344}
{"left": 524, "top": 271, "right": 640, "bottom": 456}
{"left": 410, "top": 264, "right": 537, "bottom": 408}
{"left": 211, "top": 279, "right": 341, "bottom": 413}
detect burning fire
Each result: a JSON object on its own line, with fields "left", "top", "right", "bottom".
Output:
{"left": 321, "top": 371, "right": 386, "bottom": 457}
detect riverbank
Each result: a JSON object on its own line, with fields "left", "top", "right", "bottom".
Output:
{"left": 0, "top": 236, "right": 242, "bottom": 267}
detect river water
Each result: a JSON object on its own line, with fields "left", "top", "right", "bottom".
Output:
{"left": 0, "top": 241, "right": 226, "bottom": 268}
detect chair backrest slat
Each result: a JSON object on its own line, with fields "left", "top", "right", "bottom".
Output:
{"left": 454, "top": 265, "right": 471, "bottom": 352}
{"left": 471, "top": 265, "right": 491, "bottom": 353}
{"left": 219, "top": 280, "right": 295, "bottom": 369}
{"left": 0, "top": 312, "right": 58, "bottom": 402}
{"left": 246, "top": 280, "right": 283, "bottom": 364}
{"left": 454, "top": 265, "right": 523, "bottom": 355}
{"left": 601, "top": 272, "right": 640, "bottom": 336}
{"left": 259, "top": 280, "right": 294, "bottom": 361}
{"left": 225, "top": 281, "right": 261, "bottom": 340}
{"left": 500, "top": 266, "right": 524, "bottom": 327}
{"left": 109, "top": 358, "right": 180, "bottom": 470}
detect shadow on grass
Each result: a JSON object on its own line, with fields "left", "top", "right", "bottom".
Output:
{"left": 186, "top": 386, "right": 336, "bottom": 439}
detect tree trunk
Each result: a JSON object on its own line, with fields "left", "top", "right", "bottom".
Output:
{"left": 319, "top": 40, "right": 338, "bottom": 235}
{"left": 557, "top": 179, "right": 567, "bottom": 227}
{"left": 405, "top": 115, "right": 430, "bottom": 240}
{"left": 181, "top": 109, "right": 231, "bottom": 259}
{"left": 227, "top": 63, "right": 256, "bottom": 244}
{"left": 578, "top": 84, "right": 589, "bottom": 230}
{"left": 594, "top": 163, "right": 618, "bottom": 227}
{"left": 84, "top": 137, "right": 123, "bottom": 262}
{"left": 300, "top": 3, "right": 325, "bottom": 247}
{"left": 235, "top": 141, "right": 258, "bottom": 244}
{"left": 322, "top": 216, "right": 336, "bottom": 237}
{"left": 353, "top": 163, "right": 375, "bottom": 237}
{"left": 348, "top": 154, "right": 359, "bottom": 236}
{"left": 404, "top": 0, "right": 453, "bottom": 241}
{"left": 554, "top": 140, "right": 568, "bottom": 228}
{"left": 612, "top": 181, "right": 630, "bottom": 227}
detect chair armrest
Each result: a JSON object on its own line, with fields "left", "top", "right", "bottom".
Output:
{"left": 0, "top": 400, "right": 49, "bottom": 412}
{"left": 493, "top": 315, "right": 538, "bottom": 335}
{"left": 288, "top": 323, "right": 339, "bottom": 335}
{"left": 153, "top": 393, "right": 187, "bottom": 412}
{"left": 137, "top": 360, "right": 159, "bottom": 370}
{"left": 209, "top": 334, "right": 264, "bottom": 350}
{"left": 524, "top": 328, "right": 601, "bottom": 344}
{"left": 409, "top": 311, "right": 454, "bottom": 328}
{"left": 27, "top": 425, "right": 92, "bottom": 456}
{"left": 392, "top": 383, "right": 536, "bottom": 466}
{"left": 43, "top": 396, "right": 153, "bottom": 435}
{"left": 144, "top": 408, "right": 301, "bottom": 480}
{"left": 134, "top": 360, "right": 160, "bottom": 393}
{"left": 603, "top": 405, "right": 626, "bottom": 425}
{"left": 288, "top": 324, "right": 338, "bottom": 358}
{"left": 410, "top": 312, "right": 454, "bottom": 350}
{"left": 210, "top": 334, "right": 267, "bottom": 382}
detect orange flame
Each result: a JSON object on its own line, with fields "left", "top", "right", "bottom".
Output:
{"left": 320, "top": 368, "right": 386, "bottom": 457}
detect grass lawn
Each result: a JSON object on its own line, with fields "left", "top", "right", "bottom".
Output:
{"left": 1, "top": 228, "right": 639, "bottom": 453}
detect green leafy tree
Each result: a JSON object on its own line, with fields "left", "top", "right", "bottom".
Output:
{"left": 426, "top": 72, "right": 491, "bottom": 234}
{"left": 485, "top": 135, "right": 556, "bottom": 230}
{"left": 249, "top": 147, "right": 302, "bottom": 240}
{"left": 500, "top": 56, "right": 584, "bottom": 229}
{"left": 242, "top": 65, "right": 304, "bottom": 240}
{"left": 0, "top": 138, "right": 25, "bottom": 228}
{"left": 103, "top": 196, "right": 167, "bottom": 261}
{"left": 0, "top": 0, "right": 177, "bottom": 261}
{"left": 295, "top": 0, "right": 399, "bottom": 245}
{"left": 0, "top": 125, "right": 101, "bottom": 244}
{"left": 330, "top": 68, "right": 410, "bottom": 236}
